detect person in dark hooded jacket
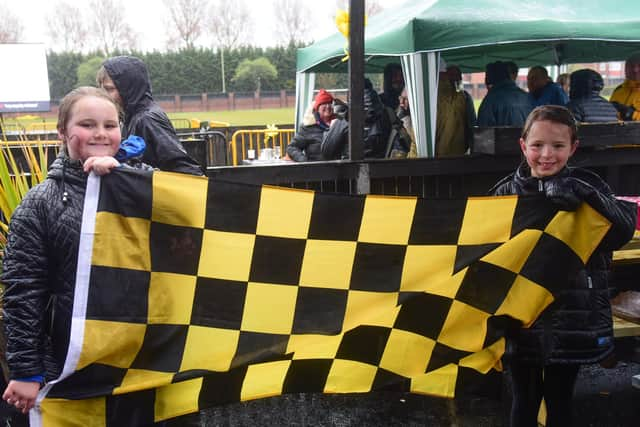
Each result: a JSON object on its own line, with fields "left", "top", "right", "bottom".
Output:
{"left": 97, "top": 56, "right": 203, "bottom": 175}
{"left": 490, "top": 105, "right": 636, "bottom": 427}
{"left": 321, "top": 79, "right": 408, "bottom": 160}
{"left": 1, "top": 87, "right": 152, "bottom": 416}
{"left": 379, "top": 63, "right": 404, "bottom": 110}
{"left": 566, "top": 69, "right": 619, "bottom": 123}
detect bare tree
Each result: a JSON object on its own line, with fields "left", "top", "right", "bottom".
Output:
{"left": 46, "top": 1, "right": 89, "bottom": 52}
{"left": 208, "top": 0, "right": 252, "bottom": 49}
{"left": 88, "top": 0, "right": 139, "bottom": 55}
{"left": 163, "top": 0, "right": 209, "bottom": 50}
{"left": 365, "top": 0, "right": 384, "bottom": 17}
{"left": 273, "top": 0, "right": 312, "bottom": 45}
{"left": 0, "top": 2, "right": 24, "bottom": 43}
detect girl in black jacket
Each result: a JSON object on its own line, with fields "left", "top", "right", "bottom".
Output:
{"left": 490, "top": 105, "right": 636, "bottom": 427}
{"left": 1, "top": 87, "right": 129, "bottom": 415}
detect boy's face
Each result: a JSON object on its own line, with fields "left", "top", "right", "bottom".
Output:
{"left": 100, "top": 75, "right": 124, "bottom": 108}
{"left": 519, "top": 120, "right": 577, "bottom": 178}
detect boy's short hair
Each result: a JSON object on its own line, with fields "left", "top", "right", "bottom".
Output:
{"left": 521, "top": 105, "right": 578, "bottom": 144}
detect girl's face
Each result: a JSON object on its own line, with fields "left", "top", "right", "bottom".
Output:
{"left": 519, "top": 120, "right": 578, "bottom": 178}
{"left": 60, "top": 96, "right": 121, "bottom": 162}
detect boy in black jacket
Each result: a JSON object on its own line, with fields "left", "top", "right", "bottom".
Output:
{"left": 490, "top": 105, "right": 636, "bottom": 427}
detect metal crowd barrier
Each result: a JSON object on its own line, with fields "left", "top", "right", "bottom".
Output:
{"left": 0, "top": 140, "right": 61, "bottom": 173}
{"left": 228, "top": 128, "right": 295, "bottom": 165}
{"left": 26, "top": 122, "right": 57, "bottom": 135}
{"left": 177, "top": 130, "right": 229, "bottom": 167}
{"left": 170, "top": 118, "right": 192, "bottom": 130}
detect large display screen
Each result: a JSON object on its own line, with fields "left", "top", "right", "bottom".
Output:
{"left": 0, "top": 43, "right": 50, "bottom": 113}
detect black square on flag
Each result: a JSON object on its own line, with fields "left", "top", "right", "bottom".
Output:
{"left": 150, "top": 222, "right": 203, "bottom": 276}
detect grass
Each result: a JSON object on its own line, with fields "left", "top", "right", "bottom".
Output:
{"left": 169, "top": 108, "right": 295, "bottom": 126}
{"left": 2, "top": 108, "right": 296, "bottom": 129}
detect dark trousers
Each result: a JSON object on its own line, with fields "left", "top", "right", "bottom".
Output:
{"left": 508, "top": 361, "right": 580, "bottom": 427}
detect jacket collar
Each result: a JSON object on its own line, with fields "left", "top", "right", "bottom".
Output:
{"left": 513, "top": 162, "right": 571, "bottom": 191}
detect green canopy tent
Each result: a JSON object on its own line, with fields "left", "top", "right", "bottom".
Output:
{"left": 296, "top": 0, "right": 640, "bottom": 156}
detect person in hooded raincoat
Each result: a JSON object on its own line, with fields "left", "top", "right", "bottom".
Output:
{"left": 97, "top": 56, "right": 203, "bottom": 176}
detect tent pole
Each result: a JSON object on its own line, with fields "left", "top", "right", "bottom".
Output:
{"left": 348, "top": 0, "right": 365, "bottom": 161}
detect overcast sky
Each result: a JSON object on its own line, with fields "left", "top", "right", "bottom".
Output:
{"left": 9, "top": 0, "right": 406, "bottom": 51}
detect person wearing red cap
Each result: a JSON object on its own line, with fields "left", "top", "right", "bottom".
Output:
{"left": 286, "top": 89, "right": 336, "bottom": 162}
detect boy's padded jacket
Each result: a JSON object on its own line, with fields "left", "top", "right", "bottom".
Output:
{"left": 491, "top": 165, "right": 636, "bottom": 365}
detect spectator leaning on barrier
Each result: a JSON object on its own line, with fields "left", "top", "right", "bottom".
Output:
{"left": 610, "top": 53, "right": 640, "bottom": 121}
{"left": 566, "top": 69, "right": 619, "bottom": 123}
{"left": 286, "top": 89, "right": 335, "bottom": 162}
{"left": 97, "top": 56, "right": 203, "bottom": 175}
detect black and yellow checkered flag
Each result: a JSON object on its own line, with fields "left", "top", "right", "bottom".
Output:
{"left": 34, "top": 169, "right": 611, "bottom": 426}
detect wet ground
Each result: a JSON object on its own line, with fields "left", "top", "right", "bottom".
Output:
{"left": 1, "top": 345, "right": 637, "bottom": 426}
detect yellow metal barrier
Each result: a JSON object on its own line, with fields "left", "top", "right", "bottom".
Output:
{"left": 229, "top": 128, "right": 295, "bottom": 165}
{"left": 0, "top": 139, "right": 61, "bottom": 146}
{"left": 1, "top": 123, "right": 26, "bottom": 137}
{"left": 26, "top": 122, "right": 57, "bottom": 134}
{"left": 170, "top": 118, "right": 192, "bottom": 129}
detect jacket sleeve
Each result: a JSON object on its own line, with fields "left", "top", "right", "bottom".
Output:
{"left": 286, "top": 130, "right": 308, "bottom": 162}
{"left": 321, "top": 119, "right": 349, "bottom": 160}
{"left": 2, "top": 191, "right": 50, "bottom": 379}
{"left": 138, "top": 112, "right": 204, "bottom": 176}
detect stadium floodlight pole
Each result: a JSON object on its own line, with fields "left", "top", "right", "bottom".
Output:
{"left": 348, "top": 0, "right": 365, "bottom": 161}
{"left": 221, "top": 49, "right": 226, "bottom": 93}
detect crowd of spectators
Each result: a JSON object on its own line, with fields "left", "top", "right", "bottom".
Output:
{"left": 286, "top": 54, "right": 640, "bottom": 163}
